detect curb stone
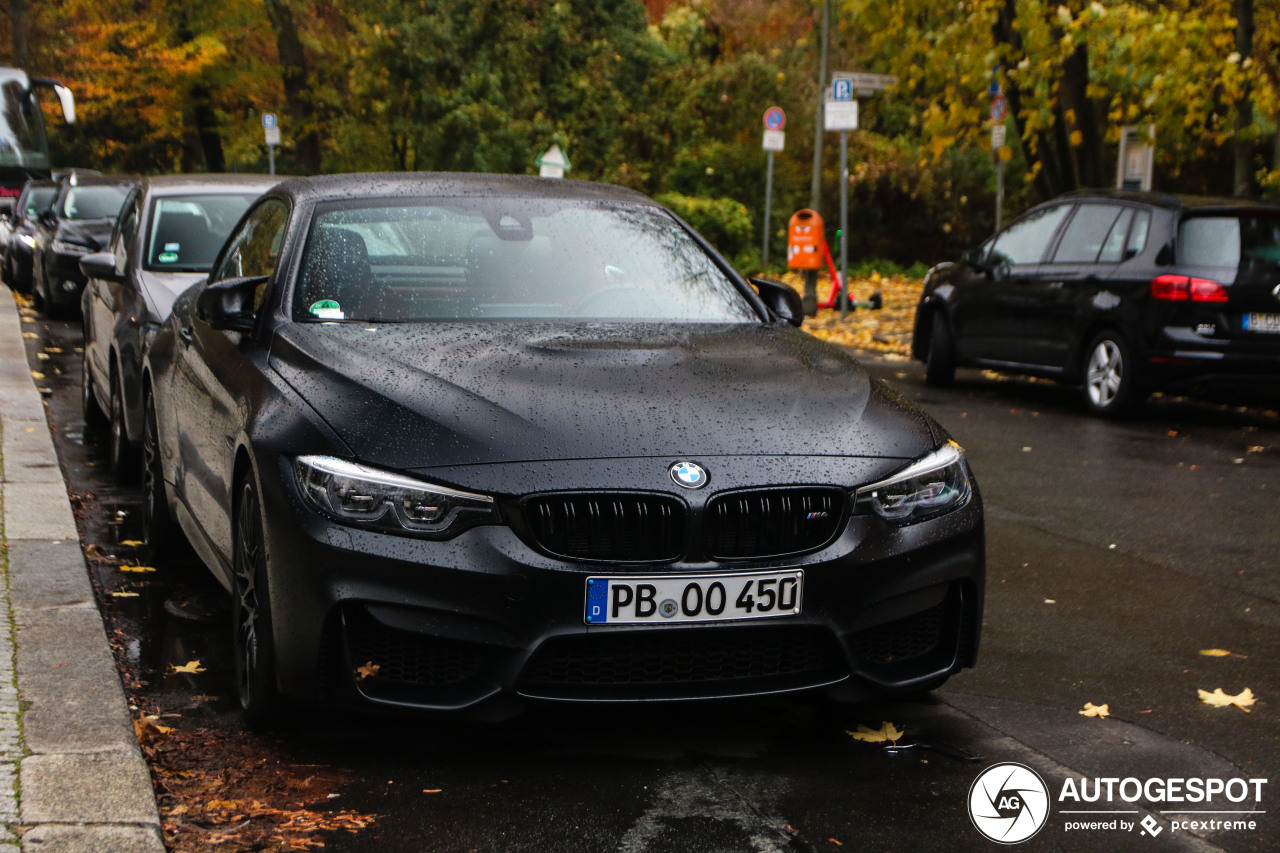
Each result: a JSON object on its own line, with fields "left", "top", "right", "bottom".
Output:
{"left": 0, "top": 291, "right": 164, "bottom": 852}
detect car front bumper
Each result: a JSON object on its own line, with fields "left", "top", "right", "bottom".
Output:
{"left": 254, "top": 454, "right": 985, "bottom": 716}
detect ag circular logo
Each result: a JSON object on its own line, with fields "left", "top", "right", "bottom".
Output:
{"left": 968, "top": 762, "right": 1050, "bottom": 844}
{"left": 669, "top": 461, "right": 708, "bottom": 489}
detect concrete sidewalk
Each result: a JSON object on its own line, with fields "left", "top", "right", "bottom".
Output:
{"left": 0, "top": 290, "right": 164, "bottom": 851}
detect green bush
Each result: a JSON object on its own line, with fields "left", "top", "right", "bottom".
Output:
{"left": 656, "top": 192, "right": 755, "bottom": 266}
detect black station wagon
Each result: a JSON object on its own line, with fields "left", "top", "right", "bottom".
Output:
{"left": 914, "top": 190, "right": 1280, "bottom": 414}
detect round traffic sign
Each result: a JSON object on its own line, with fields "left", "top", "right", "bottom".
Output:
{"left": 763, "top": 106, "right": 786, "bottom": 131}
{"left": 990, "top": 94, "right": 1007, "bottom": 123}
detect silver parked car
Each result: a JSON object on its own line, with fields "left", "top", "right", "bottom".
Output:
{"left": 80, "top": 173, "right": 281, "bottom": 479}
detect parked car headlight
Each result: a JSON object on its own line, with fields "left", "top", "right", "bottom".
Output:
{"left": 52, "top": 239, "right": 92, "bottom": 255}
{"left": 854, "top": 441, "right": 972, "bottom": 524}
{"left": 294, "top": 455, "right": 498, "bottom": 538}
{"left": 17, "top": 234, "right": 36, "bottom": 249}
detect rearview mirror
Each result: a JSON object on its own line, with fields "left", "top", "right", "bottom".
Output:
{"left": 750, "top": 277, "right": 804, "bottom": 327}
{"left": 196, "top": 275, "right": 267, "bottom": 333}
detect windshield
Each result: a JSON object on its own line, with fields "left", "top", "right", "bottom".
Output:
{"left": 21, "top": 186, "right": 55, "bottom": 218}
{"left": 145, "top": 193, "right": 260, "bottom": 272}
{"left": 0, "top": 78, "right": 49, "bottom": 169}
{"left": 60, "top": 184, "right": 130, "bottom": 220}
{"left": 293, "top": 198, "right": 758, "bottom": 323}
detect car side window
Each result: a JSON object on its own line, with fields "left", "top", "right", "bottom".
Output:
{"left": 1053, "top": 204, "right": 1126, "bottom": 263}
{"left": 1096, "top": 208, "right": 1135, "bottom": 263}
{"left": 112, "top": 191, "right": 141, "bottom": 273}
{"left": 1127, "top": 210, "right": 1151, "bottom": 256}
{"left": 210, "top": 198, "right": 288, "bottom": 312}
{"left": 988, "top": 204, "right": 1071, "bottom": 266}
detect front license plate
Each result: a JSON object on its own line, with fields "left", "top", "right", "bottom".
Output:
{"left": 1243, "top": 312, "right": 1280, "bottom": 333}
{"left": 584, "top": 570, "right": 804, "bottom": 625}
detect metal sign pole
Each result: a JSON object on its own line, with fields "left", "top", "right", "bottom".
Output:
{"left": 996, "top": 159, "right": 1004, "bottom": 229}
{"left": 763, "top": 150, "right": 775, "bottom": 267}
{"left": 268, "top": 145, "right": 276, "bottom": 176}
{"left": 839, "top": 129, "right": 849, "bottom": 318}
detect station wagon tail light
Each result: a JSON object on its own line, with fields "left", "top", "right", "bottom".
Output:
{"left": 854, "top": 441, "right": 973, "bottom": 524}
{"left": 294, "top": 455, "right": 498, "bottom": 538}
{"left": 1151, "top": 274, "right": 1229, "bottom": 303}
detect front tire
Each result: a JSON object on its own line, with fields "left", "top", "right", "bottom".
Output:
{"left": 108, "top": 371, "right": 139, "bottom": 483}
{"left": 141, "top": 393, "right": 178, "bottom": 555}
{"left": 1082, "top": 330, "right": 1142, "bottom": 417}
{"left": 232, "top": 475, "right": 285, "bottom": 727}
{"left": 81, "top": 343, "right": 107, "bottom": 429}
{"left": 924, "top": 311, "right": 957, "bottom": 387}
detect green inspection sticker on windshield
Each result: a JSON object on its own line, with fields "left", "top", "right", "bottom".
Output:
{"left": 309, "top": 299, "right": 344, "bottom": 319}
{"left": 157, "top": 252, "right": 179, "bottom": 264}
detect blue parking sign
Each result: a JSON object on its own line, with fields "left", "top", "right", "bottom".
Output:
{"left": 832, "top": 79, "right": 853, "bottom": 101}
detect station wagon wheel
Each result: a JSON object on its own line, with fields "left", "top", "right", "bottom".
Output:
{"left": 80, "top": 343, "right": 106, "bottom": 429}
{"left": 925, "top": 311, "right": 957, "bottom": 387}
{"left": 232, "top": 475, "right": 285, "bottom": 726}
{"left": 1082, "top": 330, "right": 1142, "bottom": 417}
{"left": 108, "top": 370, "right": 139, "bottom": 483}
{"left": 141, "top": 393, "right": 177, "bottom": 555}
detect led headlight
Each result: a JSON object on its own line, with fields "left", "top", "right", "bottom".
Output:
{"left": 18, "top": 234, "right": 36, "bottom": 249}
{"left": 854, "top": 441, "right": 972, "bottom": 524}
{"left": 53, "top": 239, "right": 92, "bottom": 255}
{"left": 294, "top": 455, "right": 497, "bottom": 538}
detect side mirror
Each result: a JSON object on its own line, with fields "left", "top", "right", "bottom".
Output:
{"left": 750, "top": 277, "right": 804, "bottom": 327}
{"left": 962, "top": 247, "right": 988, "bottom": 270}
{"left": 79, "top": 251, "right": 121, "bottom": 282}
{"left": 196, "top": 275, "right": 266, "bottom": 333}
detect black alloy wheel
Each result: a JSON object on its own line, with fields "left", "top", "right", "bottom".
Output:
{"left": 141, "top": 393, "right": 177, "bottom": 554}
{"left": 232, "top": 475, "right": 285, "bottom": 726}
{"left": 1082, "top": 330, "right": 1142, "bottom": 417}
{"left": 925, "top": 311, "right": 957, "bottom": 387}
{"left": 80, "top": 342, "right": 107, "bottom": 428}
{"left": 108, "top": 371, "right": 139, "bottom": 483}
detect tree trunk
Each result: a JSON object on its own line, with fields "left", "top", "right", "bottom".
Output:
{"left": 263, "top": 0, "right": 322, "bottom": 174}
{"left": 1234, "top": 0, "right": 1254, "bottom": 196}
{"left": 10, "top": 0, "right": 28, "bottom": 67}
{"left": 994, "top": 0, "right": 1058, "bottom": 198}
{"left": 1057, "top": 42, "right": 1105, "bottom": 188}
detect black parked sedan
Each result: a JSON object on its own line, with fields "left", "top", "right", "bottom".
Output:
{"left": 3, "top": 178, "right": 56, "bottom": 294}
{"left": 79, "top": 174, "right": 280, "bottom": 481}
{"left": 32, "top": 172, "right": 134, "bottom": 316}
{"left": 914, "top": 189, "right": 1280, "bottom": 415}
{"left": 143, "top": 173, "right": 984, "bottom": 724}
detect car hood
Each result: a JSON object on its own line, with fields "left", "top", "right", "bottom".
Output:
{"left": 139, "top": 269, "right": 206, "bottom": 324}
{"left": 269, "top": 322, "right": 938, "bottom": 470}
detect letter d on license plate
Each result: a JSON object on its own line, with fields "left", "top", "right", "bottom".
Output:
{"left": 584, "top": 570, "right": 803, "bottom": 625}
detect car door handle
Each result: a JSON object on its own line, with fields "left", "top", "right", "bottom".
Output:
{"left": 178, "top": 326, "right": 193, "bottom": 344}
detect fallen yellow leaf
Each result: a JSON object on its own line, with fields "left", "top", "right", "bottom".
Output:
{"left": 1079, "top": 702, "right": 1110, "bottom": 718}
{"left": 118, "top": 540, "right": 144, "bottom": 547}
{"left": 29, "top": 371, "right": 44, "bottom": 380}
{"left": 422, "top": 789, "right": 443, "bottom": 793}
{"left": 109, "top": 591, "right": 140, "bottom": 598}
{"left": 120, "top": 565, "right": 156, "bottom": 573}
{"left": 357, "top": 661, "right": 380, "bottom": 680}
{"left": 847, "top": 721, "right": 905, "bottom": 744}
{"left": 1200, "top": 649, "right": 1232, "bottom": 657}
{"left": 171, "top": 660, "right": 206, "bottom": 674}
{"left": 1198, "top": 687, "right": 1256, "bottom": 712}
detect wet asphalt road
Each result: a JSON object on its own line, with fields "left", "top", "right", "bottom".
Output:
{"left": 19, "top": 306, "right": 1280, "bottom": 852}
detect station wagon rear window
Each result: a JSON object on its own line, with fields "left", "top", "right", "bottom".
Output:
{"left": 1178, "top": 214, "right": 1280, "bottom": 271}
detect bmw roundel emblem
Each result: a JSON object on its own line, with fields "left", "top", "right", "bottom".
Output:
{"left": 669, "top": 461, "right": 709, "bottom": 489}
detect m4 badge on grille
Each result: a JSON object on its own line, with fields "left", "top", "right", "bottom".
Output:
{"left": 669, "top": 461, "right": 709, "bottom": 489}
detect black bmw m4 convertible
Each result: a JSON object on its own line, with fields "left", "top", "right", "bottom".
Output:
{"left": 141, "top": 172, "right": 984, "bottom": 723}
